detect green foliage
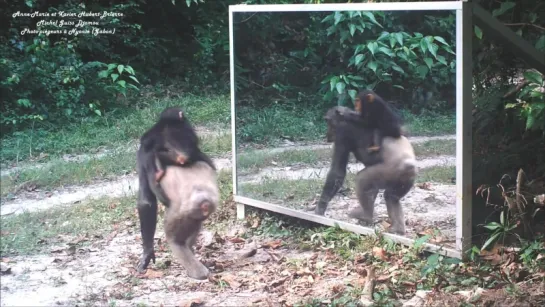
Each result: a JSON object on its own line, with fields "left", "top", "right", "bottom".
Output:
{"left": 481, "top": 211, "right": 518, "bottom": 251}
{"left": 0, "top": 1, "right": 143, "bottom": 131}
{"left": 504, "top": 70, "right": 545, "bottom": 131}
{"left": 320, "top": 11, "right": 455, "bottom": 106}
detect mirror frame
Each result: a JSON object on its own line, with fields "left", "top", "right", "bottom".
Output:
{"left": 229, "top": 1, "right": 472, "bottom": 259}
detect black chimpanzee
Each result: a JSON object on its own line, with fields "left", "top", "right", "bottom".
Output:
{"left": 316, "top": 106, "right": 416, "bottom": 235}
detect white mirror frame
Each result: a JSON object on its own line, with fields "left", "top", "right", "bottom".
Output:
{"left": 229, "top": 1, "right": 472, "bottom": 259}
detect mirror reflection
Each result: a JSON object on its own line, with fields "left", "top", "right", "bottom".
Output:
{"left": 234, "top": 9, "right": 457, "bottom": 249}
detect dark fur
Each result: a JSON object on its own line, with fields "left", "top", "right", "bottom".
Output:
{"left": 316, "top": 106, "right": 416, "bottom": 235}
{"left": 140, "top": 107, "right": 216, "bottom": 185}
{"left": 337, "top": 90, "right": 403, "bottom": 151}
{"left": 136, "top": 109, "right": 218, "bottom": 279}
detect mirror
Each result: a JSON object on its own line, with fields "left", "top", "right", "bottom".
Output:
{"left": 233, "top": 8, "right": 458, "bottom": 250}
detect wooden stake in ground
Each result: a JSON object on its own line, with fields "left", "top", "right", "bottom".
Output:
{"left": 360, "top": 266, "right": 376, "bottom": 305}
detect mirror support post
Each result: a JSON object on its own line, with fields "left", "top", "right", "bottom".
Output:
{"left": 456, "top": 1, "right": 473, "bottom": 259}
{"left": 229, "top": 7, "right": 245, "bottom": 220}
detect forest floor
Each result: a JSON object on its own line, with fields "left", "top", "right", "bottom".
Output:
{"left": 1, "top": 123, "right": 544, "bottom": 306}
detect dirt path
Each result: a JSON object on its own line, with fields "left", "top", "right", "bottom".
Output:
{"left": 1, "top": 135, "right": 455, "bottom": 216}
{"left": 0, "top": 126, "right": 226, "bottom": 177}
{"left": 3, "top": 132, "right": 543, "bottom": 306}
{"left": 247, "top": 134, "right": 456, "bottom": 155}
{"left": 0, "top": 134, "right": 453, "bottom": 177}
{"left": 0, "top": 158, "right": 231, "bottom": 216}
{"left": 238, "top": 155, "right": 454, "bottom": 184}
{"left": 0, "top": 225, "right": 321, "bottom": 306}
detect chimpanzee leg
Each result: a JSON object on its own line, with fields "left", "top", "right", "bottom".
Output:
{"left": 315, "top": 143, "right": 350, "bottom": 215}
{"left": 353, "top": 165, "right": 387, "bottom": 225}
{"left": 383, "top": 179, "right": 413, "bottom": 235}
{"left": 136, "top": 149, "right": 159, "bottom": 272}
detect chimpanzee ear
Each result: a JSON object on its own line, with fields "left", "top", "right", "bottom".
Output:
{"left": 366, "top": 94, "right": 375, "bottom": 103}
{"left": 178, "top": 111, "right": 184, "bottom": 119}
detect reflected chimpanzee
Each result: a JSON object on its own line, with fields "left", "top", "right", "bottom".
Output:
{"left": 315, "top": 106, "right": 417, "bottom": 235}
{"left": 336, "top": 90, "right": 403, "bottom": 153}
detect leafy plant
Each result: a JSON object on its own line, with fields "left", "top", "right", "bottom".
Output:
{"left": 481, "top": 211, "right": 518, "bottom": 251}
{"left": 319, "top": 10, "right": 456, "bottom": 107}
{"left": 504, "top": 70, "right": 545, "bottom": 131}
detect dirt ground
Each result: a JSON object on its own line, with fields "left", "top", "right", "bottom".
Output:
{"left": 1, "top": 133, "right": 544, "bottom": 306}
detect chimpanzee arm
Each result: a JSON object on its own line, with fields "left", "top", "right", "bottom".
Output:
{"left": 336, "top": 108, "right": 366, "bottom": 126}
{"left": 315, "top": 141, "right": 351, "bottom": 215}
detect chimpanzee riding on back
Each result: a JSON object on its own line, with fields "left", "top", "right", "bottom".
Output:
{"left": 337, "top": 90, "right": 403, "bottom": 153}
{"left": 139, "top": 107, "right": 216, "bottom": 185}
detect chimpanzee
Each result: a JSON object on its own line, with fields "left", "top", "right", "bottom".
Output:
{"left": 316, "top": 106, "right": 416, "bottom": 235}
{"left": 139, "top": 107, "right": 216, "bottom": 184}
{"left": 136, "top": 108, "right": 218, "bottom": 279}
{"left": 336, "top": 90, "right": 403, "bottom": 153}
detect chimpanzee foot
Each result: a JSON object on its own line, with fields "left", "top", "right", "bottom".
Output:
{"left": 137, "top": 250, "right": 156, "bottom": 273}
{"left": 388, "top": 224, "right": 406, "bottom": 236}
{"left": 314, "top": 206, "right": 326, "bottom": 216}
{"left": 348, "top": 207, "right": 373, "bottom": 226}
{"left": 185, "top": 262, "right": 210, "bottom": 280}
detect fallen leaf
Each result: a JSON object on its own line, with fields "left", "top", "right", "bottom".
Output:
{"left": 228, "top": 237, "right": 246, "bottom": 244}
{"left": 270, "top": 276, "right": 289, "bottom": 288}
{"left": 221, "top": 273, "right": 241, "bottom": 289}
{"left": 262, "top": 239, "right": 282, "bottom": 249}
{"left": 266, "top": 250, "right": 281, "bottom": 262}
{"left": 140, "top": 269, "right": 164, "bottom": 279}
{"left": 372, "top": 247, "right": 387, "bottom": 260}
{"left": 179, "top": 298, "right": 203, "bottom": 307}
{"left": 417, "top": 182, "right": 433, "bottom": 190}
{"left": 307, "top": 275, "right": 314, "bottom": 283}
{"left": 251, "top": 217, "right": 261, "bottom": 229}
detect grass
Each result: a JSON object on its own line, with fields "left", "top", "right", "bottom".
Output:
{"left": 236, "top": 103, "right": 456, "bottom": 148}
{"left": 238, "top": 165, "right": 456, "bottom": 207}
{"left": 0, "top": 169, "right": 233, "bottom": 257}
{"left": 0, "top": 194, "right": 136, "bottom": 256}
{"left": 402, "top": 110, "right": 456, "bottom": 136}
{"left": 0, "top": 132, "right": 232, "bottom": 198}
{"left": 1, "top": 92, "right": 454, "bottom": 167}
{"left": 0, "top": 94, "right": 231, "bottom": 164}
{"left": 237, "top": 139, "right": 456, "bottom": 174}
{"left": 0, "top": 136, "right": 454, "bottom": 199}
{"left": 413, "top": 139, "right": 456, "bottom": 157}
